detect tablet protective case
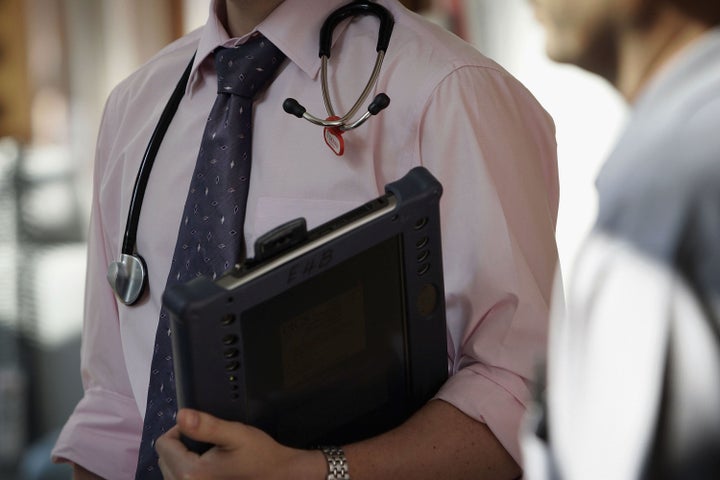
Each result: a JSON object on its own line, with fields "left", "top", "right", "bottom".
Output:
{"left": 163, "top": 166, "right": 447, "bottom": 450}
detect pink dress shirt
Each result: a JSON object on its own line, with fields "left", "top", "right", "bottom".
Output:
{"left": 53, "top": 0, "right": 559, "bottom": 477}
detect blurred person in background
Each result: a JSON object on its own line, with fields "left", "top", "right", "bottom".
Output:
{"left": 52, "top": 0, "right": 560, "bottom": 478}
{"left": 524, "top": 0, "right": 720, "bottom": 478}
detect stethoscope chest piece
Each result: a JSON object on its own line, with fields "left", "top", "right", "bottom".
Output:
{"left": 107, "top": 253, "right": 147, "bottom": 306}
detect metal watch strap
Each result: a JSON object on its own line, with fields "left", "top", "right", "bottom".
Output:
{"left": 320, "top": 446, "right": 350, "bottom": 480}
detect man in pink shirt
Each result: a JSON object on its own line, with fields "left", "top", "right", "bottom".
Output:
{"left": 53, "top": 0, "right": 559, "bottom": 478}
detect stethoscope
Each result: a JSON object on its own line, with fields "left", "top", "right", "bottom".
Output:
{"left": 107, "top": 0, "right": 395, "bottom": 306}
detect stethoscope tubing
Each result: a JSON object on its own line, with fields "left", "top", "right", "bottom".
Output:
{"left": 319, "top": 0, "right": 394, "bottom": 125}
{"left": 320, "top": 51, "right": 386, "bottom": 128}
{"left": 122, "top": 1, "right": 394, "bottom": 256}
{"left": 319, "top": 0, "right": 394, "bottom": 57}
{"left": 110, "top": 1, "right": 393, "bottom": 305}
{"left": 121, "top": 55, "right": 195, "bottom": 256}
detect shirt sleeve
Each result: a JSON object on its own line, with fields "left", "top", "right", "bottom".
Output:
{"left": 51, "top": 90, "right": 144, "bottom": 480}
{"left": 422, "top": 65, "right": 559, "bottom": 463}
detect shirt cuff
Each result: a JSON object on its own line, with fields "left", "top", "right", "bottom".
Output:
{"left": 435, "top": 365, "right": 530, "bottom": 464}
{"left": 52, "top": 387, "right": 143, "bottom": 480}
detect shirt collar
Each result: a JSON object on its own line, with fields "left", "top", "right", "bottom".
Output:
{"left": 187, "top": 0, "right": 351, "bottom": 92}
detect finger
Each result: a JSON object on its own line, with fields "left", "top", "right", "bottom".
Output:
{"left": 156, "top": 426, "right": 201, "bottom": 479}
{"left": 177, "top": 408, "right": 249, "bottom": 448}
{"left": 162, "top": 424, "right": 182, "bottom": 441}
{"left": 155, "top": 425, "right": 181, "bottom": 457}
{"left": 157, "top": 454, "right": 174, "bottom": 480}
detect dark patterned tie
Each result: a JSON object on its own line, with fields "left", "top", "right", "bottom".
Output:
{"left": 134, "top": 35, "right": 286, "bottom": 479}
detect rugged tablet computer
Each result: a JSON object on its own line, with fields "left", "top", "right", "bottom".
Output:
{"left": 164, "top": 166, "right": 447, "bottom": 451}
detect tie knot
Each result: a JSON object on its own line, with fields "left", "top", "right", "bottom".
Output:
{"left": 215, "top": 35, "right": 286, "bottom": 98}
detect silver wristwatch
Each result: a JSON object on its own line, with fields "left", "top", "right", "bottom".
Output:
{"left": 320, "top": 446, "right": 350, "bottom": 480}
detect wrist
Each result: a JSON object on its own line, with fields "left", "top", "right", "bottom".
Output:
{"left": 282, "top": 447, "right": 326, "bottom": 480}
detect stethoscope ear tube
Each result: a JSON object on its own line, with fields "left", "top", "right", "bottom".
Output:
{"left": 319, "top": 0, "right": 395, "bottom": 58}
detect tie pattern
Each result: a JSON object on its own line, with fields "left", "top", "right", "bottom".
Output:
{"left": 134, "top": 35, "right": 286, "bottom": 479}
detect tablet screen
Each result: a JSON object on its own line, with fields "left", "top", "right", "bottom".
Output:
{"left": 241, "top": 235, "right": 407, "bottom": 445}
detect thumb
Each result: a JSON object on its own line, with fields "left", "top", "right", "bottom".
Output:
{"left": 177, "top": 408, "right": 239, "bottom": 448}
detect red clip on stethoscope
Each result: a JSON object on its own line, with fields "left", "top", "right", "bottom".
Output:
{"left": 107, "top": 0, "right": 394, "bottom": 306}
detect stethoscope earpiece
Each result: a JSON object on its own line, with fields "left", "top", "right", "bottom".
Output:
{"left": 107, "top": 253, "right": 148, "bottom": 306}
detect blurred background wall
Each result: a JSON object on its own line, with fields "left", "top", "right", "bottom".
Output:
{"left": 0, "top": 1, "right": 626, "bottom": 479}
